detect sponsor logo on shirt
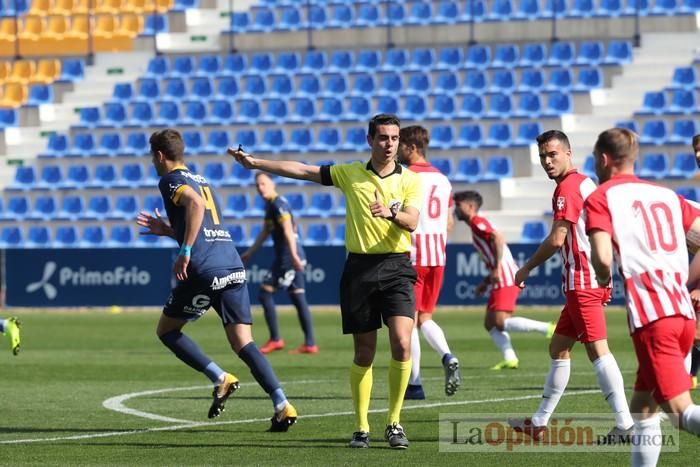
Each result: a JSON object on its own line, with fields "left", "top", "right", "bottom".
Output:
{"left": 203, "top": 227, "right": 232, "bottom": 240}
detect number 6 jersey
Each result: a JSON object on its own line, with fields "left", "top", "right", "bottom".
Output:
{"left": 159, "top": 165, "right": 244, "bottom": 276}
{"left": 407, "top": 162, "right": 452, "bottom": 267}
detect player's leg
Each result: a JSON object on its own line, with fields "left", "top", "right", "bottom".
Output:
{"left": 0, "top": 317, "right": 21, "bottom": 355}
{"left": 485, "top": 286, "right": 520, "bottom": 369}
{"left": 577, "top": 289, "right": 634, "bottom": 433}
{"left": 258, "top": 270, "right": 284, "bottom": 353}
{"left": 217, "top": 282, "right": 296, "bottom": 431}
{"left": 406, "top": 267, "right": 426, "bottom": 399}
{"left": 501, "top": 286, "right": 554, "bottom": 336}
{"left": 287, "top": 269, "right": 317, "bottom": 354}
{"left": 630, "top": 391, "right": 661, "bottom": 467}
{"left": 690, "top": 315, "right": 700, "bottom": 388}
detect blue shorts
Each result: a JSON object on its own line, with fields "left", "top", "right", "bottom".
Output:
{"left": 262, "top": 260, "right": 305, "bottom": 291}
{"left": 163, "top": 269, "right": 252, "bottom": 325}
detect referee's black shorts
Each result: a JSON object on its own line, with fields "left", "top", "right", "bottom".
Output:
{"left": 340, "top": 252, "right": 417, "bottom": 335}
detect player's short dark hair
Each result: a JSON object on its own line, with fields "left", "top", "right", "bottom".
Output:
{"left": 536, "top": 130, "right": 571, "bottom": 150}
{"left": 368, "top": 113, "right": 400, "bottom": 139}
{"left": 594, "top": 127, "right": 639, "bottom": 163}
{"left": 150, "top": 129, "right": 184, "bottom": 161}
{"left": 692, "top": 134, "right": 700, "bottom": 147}
{"left": 399, "top": 125, "right": 430, "bottom": 157}
{"left": 453, "top": 190, "right": 483, "bottom": 208}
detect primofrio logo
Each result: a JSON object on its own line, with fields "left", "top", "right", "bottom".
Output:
{"left": 25, "top": 262, "right": 152, "bottom": 300}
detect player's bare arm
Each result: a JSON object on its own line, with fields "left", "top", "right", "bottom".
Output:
{"left": 588, "top": 229, "right": 613, "bottom": 287}
{"left": 281, "top": 217, "right": 305, "bottom": 272}
{"left": 228, "top": 147, "right": 322, "bottom": 184}
{"left": 514, "top": 220, "right": 569, "bottom": 285}
{"left": 369, "top": 190, "right": 419, "bottom": 232}
{"left": 135, "top": 208, "right": 176, "bottom": 239}
{"left": 240, "top": 223, "right": 272, "bottom": 263}
{"left": 489, "top": 231, "right": 505, "bottom": 285}
{"left": 173, "top": 186, "right": 206, "bottom": 281}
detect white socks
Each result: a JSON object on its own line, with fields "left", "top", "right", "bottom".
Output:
{"left": 504, "top": 317, "right": 550, "bottom": 334}
{"left": 489, "top": 328, "right": 517, "bottom": 361}
{"left": 409, "top": 327, "right": 422, "bottom": 385}
{"left": 631, "top": 415, "right": 661, "bottom": 467}
{"left": 532, "top": 359, "right": 571, "bottom": 427}
{"left": 592, "top": 353, "right": 634, "bottom": 430}
{"left": 681, "top": 404, "right": 700, "bottom": 435}
{"left": 420, "top": 319, "right": 452, "bottom": 357}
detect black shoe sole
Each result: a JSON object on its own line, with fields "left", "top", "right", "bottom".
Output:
{"left": 207, "top": 381, "right": 239, "bottom": 419}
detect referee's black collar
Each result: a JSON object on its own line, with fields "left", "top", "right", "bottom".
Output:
{"left": 366, "top": 160, "right": 402, "bottom": 179}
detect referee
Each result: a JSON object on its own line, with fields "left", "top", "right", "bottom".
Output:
{"left": 229, "top": 114, "right": 421, "bottom": 449}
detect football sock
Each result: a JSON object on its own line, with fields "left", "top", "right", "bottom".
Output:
{"left": 690, "top": 345, "right": 700, "bottom": 377}
{"left": 504, "top": 317, "right": 550, "bottom": 334}
{"left": 681, "top": 404, "right": 700, "bottom": 435}
{"left": 532, "top": 359, "right": 571, "bottom": 427}
{"left": 631, "top": 416, "right": 661, "bottom": 467}
{"left": 238, "top": 342, "right": 285, "bottom": 408}
{"left": 0, "top": 319, "right": 5, "bottom": 333}
{"left": 420, "top": 319, "right": 451, "bottom": 357}
{"left": 258, "top": 290, "right": 280, "bottom": 341}
{"left": 159, "top": 330, "right": 221, "bottom": 383}
{"left": 488, "top": 328, "right": 517, "bottom": 361}
{"left": 350, "top": 363, "right": 373, "bottom": 433}
{"left": 387, "top": 359, "right": 411, "bottom": 426}
{"left": 289, "top": 291, "right": 315, "bottom": 346}
{"left": 409, "top": 327, "right": 422, "bottom": 386}
{"left": 592, "top": 353, "right": 634, "bottom": 429}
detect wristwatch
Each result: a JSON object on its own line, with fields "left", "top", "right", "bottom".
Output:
{"left": 389, "top": 202, "right": 401, "bottom": 220}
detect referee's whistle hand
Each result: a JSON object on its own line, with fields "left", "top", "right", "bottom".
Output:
{"left": 227, "top": 147, "right": 254, "bottom": 168}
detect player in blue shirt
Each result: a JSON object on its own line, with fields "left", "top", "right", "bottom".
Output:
{"left": 135, "top": 129, "right": 297, "bottom": 431}
{"left": 241, "top": 172, "right": 317, "bottom": 354}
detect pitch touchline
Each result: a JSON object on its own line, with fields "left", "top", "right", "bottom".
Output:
{"left": 2, "top": 389, "right": 601, "bottom": 445}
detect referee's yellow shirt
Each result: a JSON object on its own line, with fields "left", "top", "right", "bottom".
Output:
{"left": 322, "top": 161, "right": 422, "bottom": 254}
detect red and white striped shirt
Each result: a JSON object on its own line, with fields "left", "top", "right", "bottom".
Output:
{"left": 408, "top": 162, "right": 452, "bottom": 267}
{"left": 585, "top": 174, "right": 699, "bottom": 332}
{"left": 468, "top": 215, "right": 518, "bottom": 288}
{"left": 552, "top": 169, "right": 600, "bottom": 292}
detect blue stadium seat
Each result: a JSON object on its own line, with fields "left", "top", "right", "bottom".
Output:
{"left": 121, "top": 131, "right": 148, "bottom": 157}
{"left": 404, "top": 72, "right": 431, "bottom": 95}
{"left": 403, "top": 95, "right": 427, "bottom": 119}
{"left": 100, "top": 103, "right": 127, "bottom": 128}
{"left": 95, "top": 132, "right": 123, "bottom": 157}
{"left": 351, "top": 73, "right": 376, "bottom": 96}
{"left": 55, "top": 196, "right": 84, "bottom": 221}
{"left": 190, "top": 77, "right": 213, "bottom": 100}
{"left": 54, "top": 226, "right": 78, "bottom": 247}
{"left": 465, "top": 45, "right": 491, "bottom": 69}
{"left": 516, "top": 0, "right": 541, "bottom": 19}
{"left": 112, "top": 194, "right": 139, "bottom": 219}
{"left": 27, "top": 84, "right": 53, "bottom": 106}
{"left": 285, "top": 128, "right": 313, "bottom": 153}
{"left": 228, "top": 11, "right": 249, "bottom": 32}
{"left": 269, "top": 74, "right": 293, "bottom": 97}
{"left": 301, "top": 50, "right": 326, "bottom": 73}
{"left": 37, "top": 165, "right": 63, "bottom": 189}
{"left": 75, "top": 107, "right": 100, "bottom": 129}
{"left": 649, "top": 0, "right": 678, "bottom": 15}
{"left": 483, "top": 123, "right": 513, "bottom": 148}
{"left": 485, "top": 93, "right": 512, "bottom": 118}
{"left": 283, "top": 192, "right": 306, "bottom": 215}
{"left": 340, "top": 127, "right": 367, "bottom": 152}
{"left": 568, "top": 0, "right": 595, "bottom": 18}
{"left": 144, "top": 57, "right": 168, "bottom": 79}
{"left": 543, "top": 92, "right": 572, "bottom": 116}
{"left": 461, "top": 70, "right": 487, "bottom": 92}
{"left": 519, "top": 43, "right": 547, "bottom": 67}
{"left": 676, "top": 186, "right": 699, "bottom": 202}
{"left": 459, "top": 0, "right": 486, "bottom": 20}
{"left": 453, "top": 157, "right": 483, "bottom": 182}
{"left": 108, "top": 225, "right": 134, "bottom": 246}
{"left": 639, "top": 120, "right": 668, "bottom": 145}
{"left": 615, "top": 119, "right": 638, "bottom": 132}
{"left": 142, "top": 14, "right": 168, "bottom": 36}
{"left": 40, "top": 134, "right": 68, "bottom": 158}
{"left": 259, "top": 98, "right": 287, "bottom": 125}
{"left": 488, "top": 69, "right": 515, "bottom": 93}
{"left": 577, "top": 41, "right": 604, "bottom": 65}
{"left": 636, "top": 91, "right": 666, "bottom": 115}
{"left": 247, "top": 195, "right": 266, "bottom": 218}
{"left": 668, "top": 89, "right": 695, "bottom": 114}
{"left": 222, "top": 53, "right": 247, "bottom": 75}
{"left": 521, "top": 221, "right": 547, "bottom": 243}
{"left": 454, "top": 124, "right": 482, "bottom": 149}
{"left": 482, "top": 156, "right": 513, "bottom": 181}
{"left": 544, "top": 0, "right": 568, "bottom": 15}
{"left": 223, "top": 193, "right": 250, "bottom": 219}
{"left": 235, "top": 129, "right": 257, "bottom": 151}
{"left": 206, "top": 99, "right": 234, "bottom": 126}
{"left": 182, "top": 130, "right": 204, "bottom": 155}
{"left": 250, "top": 52, "right": 272, "bottom": 73}
{"left": 488, "top": 0, "right": 514, "bottom": 20}
{"left": 382, "top": 48, "right": 409, "bottom": 71}
{"left": 82, "top": 195, "right": 111, "bottom": 220}
{"left": 405, "top": 1, "right": 432, "bottom": 25}
{"left": 434, "top": 0, "right": 460, "bottom": 23}
{"left": 225, "top": 225, "right": 246, "bottom": 245}
{"left": 196, "top": 55, "right": 221, "bottom": 76}
{"left": 545, "top": 68, "right": 573, "bottom": 91}
{"left": 431, "top": 158, "right": 454, "bottom": 177}
{"left": 328, "top": 50, "right": 353, "bottom": 73}
{"left": 669, "top": 66, "right": 696, "bottom": 89}
{"left": 327, "top": 3, "right": 353, "bottom": 28}
{"left": 431, "top": 125, "right": 455, "bottom": 150}
{"left": 312, "top": 127, "right": 341, "bottom": 152}
{"left": 0, "top": 226, "right": 22, "bottom": 248}
{"left": 287, "top": 97, "right": 315, "bottom": 124}
{"left": 514, "top": 122, "right": 543, "bottom": 146}
{"left": 582, "top": 154, "right": 597, "bottom": 179}
{"left": 170, "top": 56, "right": 194, "bottom": 77}
{"left": 5, "top": 196, "right": 28, "bottom": 219}
{"left": 28, "top": 196, "right": 56, "bottom": 220}
{"left": 140, "top": 165, "right": 159, "bottom": 188}
{"left": 384, "top": 2, "right": 406, "bottom": 24}
{"left": 9, "top": 166, "right": 36, "bottom": 191}
{"left": 317, "top": 97, "right": 343, "bottom": 123}
{"left": 136, "top": 78, "right": 160, "bottom": 101}
{"left": 547, "top": 41, "right": 575, "bottom": 66}
{"left": 127, "top": 102, "right": 154, "bottom": 127}
{"left": 81, "top": 226, "right": 106, "bottom": 247}
{"left": 573, "top": 67, "right": 603, "bottom": 91}
{"left": 214, "top": 76, "right": 238, "bottom": 100}
{"left": 435, "top": 47, "right": 462, "bottom": 70}
{"left": 203, "top": 130, "right": 230, "bottom": 155}
{"left": 604, "top": 40, "right": 633, "bottom": 65}
{"left": 297, "top": 74, "right": 320, "bottom": 96}
{"left": 63, "top": 165, "right": 89, "bottom": 189}
{"left": 597, "top": 0, "right": 624, "bottom": 15}
{"left": 227, "top": 164, "right": 254, "bottom": 187}
{"left": 304, "top": 223, "right": 331, "bottom": 246}
{"left": 668, "top": 119, "right": 697, "bottom": 144}
{"left": 203, "top": 162, "right": 226, "bottom": 186}
{"left": 377, "top": 72, "right": 403, "bottom": 95}
{"left": 427, "top": 94, "right": 455, "bottom": 120}
{"left": 274, "top": 52, "right": 300, "bottom": 74}
{"left": 57, "top": 58, "right": 85, "bottom": 83}
{"left": 276, "top": 5, "right": 301, "bottom": 31}
{"left": 322, "top": 73, "right": 348, "bottom": 97}
{"left": 375, "top": 95, "right": 400, "bottom": 115}
{"left": 331, "top": 224, "right": 345, "bottom": 246}
{"left": 356, "top": 3, "right": 380, "bottom": 27}
{"left": 308, "top": 4, "right": 327, "bottom": 29}
{"left": 162, "top": 78, "right": 186, "bottom": 101}
{"left": 257, "top": 128, "right": 285, "bottom": 153}
{"left": 67, "top": 133, "right": 96, "bottom": 158}
{"left": 638, "top": 153, "right": 669, "bottom": 179}
{"left": 181, "top": 100, "right": 207, "bottom": 125}
{"left": 89, "top": 165, "right": 117, "bottom": 188}
{"left": 668, "top": 153, "right": 697, "bottom": 179}
{"left": 433, "top": 71, "right": 459, "bottom": 94}
{"left": 143, "top": 195, "right": 165, "bottom": 213}
{"left": 457, "top": 93, "right": 484, "bottom": 118}
{"left": 249, "top": 7, "right": 275, "bottom": 33}
{"left": 241, "top": 74, "right": 266, "bottom": 98}
{"left": 513, "top": 92, "right": 542, "bottom": 118}
{"left": 26, "top": 226, "right": 50, "bottom": 247}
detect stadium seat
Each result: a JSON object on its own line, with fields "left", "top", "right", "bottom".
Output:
{"left": 639, "top": 120, "right": 668, "bottom": 145}
{"left": 28, "top": 196, "right": 56, "bottom": 220}
{"left": 83, "top": 195, "right": 112, "bottom": 220}
{"left": 428, "top": 94, "right": 455, "bottom": 120}
{"left": 111, "top": 194, "right": 139, "bottom": 219}
{"left": 431, "top": 158, "right": 454, "bottom": 177}
{"left": 491, "top": 44, "right": 518, "bottom": 68}
{"left": 668, "top": 119, "right": 697, "bottom": 144}
{"left": 382, "top": 48, "right": 409, "bottom": 71}
{"left": 259, "top": 98, "right": 288, "bottom": 125}
{"left": 37, "top": 165, "right": 63, "bottom": 189}
{"left": 222, "top": 53, "right": 247, "bottom": 75}
{"left": 676, "top": 186, "right": 699, "bottom": 202}
{"left": 405, "top": 1, "right": 432, "bottom": 25}
{"left": 269, "top": 74, "right": 293, "bottom": 97}
{"left": 483, "top": 123, "right": 513, "bottom": 148}
{"left": 485, "top": 93, "right": 512, "bottom": 118}
{"left": 227, "top": 163, "right": 254, "bottom": 187}
{"left": 464, "top": 45, "right": 490, "bottom": 69}
{"left": 638, "top": 153, "right": 670, "bottom": 179}
{"left": 248, "top": 7, "right": 274, "bottom": 33}
{"left": 312, "top": 127, "right": 341, "bottom": 152}
{"left": 202, "top": 130, "right": 230, "bottom": 155}
{"left": 597, "top": 0, "right": 624, "bottom": 15}
{"left": 636, "top": 91, "right": 666, "bottom": 115}
{"left": 298, "top": 73, "right": 320, "bottom": 96}
{"left": 222, "top": 193, "right": 250, "bottom": 219}
{"left": 482, "top": 156, "right": 513, "bottom": 181}
{"left": 543, "top": 92, "right": 572, "bottom": 116}
{"left": 235, "top": 129, "right": 257, "bottom": 151}
{"left": 163, "top": 78, "right": 186, "bottom": 101}
{"left": 668, "top": 89, "right": 695, "bottom": 114}
{"left": 283, "top": 192, "right": 306, "bottom": 215}
{"left": 568, "top": 0, "right": 595, "bottom": 16}
{"left": 301, "top": 50, "right": 326, "bottom": 73}
{"left": 604, "top": 40, "right": 633, "bottom": 65}
{"left": 203, "top": 162, "right": 226, "bottom": 186}
{"left": 514, "top": 122, "right": 543, "bottom": 146}
{"left": 331, "top": 223, "right": 345, "bottom": 246}
{"left": 81, "top": 225, "right": 106, "bottom": 247}
{"left": 26, "top": 226, "right": 50, "bottom": 247}
{"left": 547, "top": 42, "right": 575, "bottom": 66}
{"left": 340, "top": 127, "right": 367, "bottom": 152}
{"left": 181, "top": 100, "right": 207, "bottom": 126}
{"left": 5, "top": 196, "right": 28, "bottom": 218}
{"left": 356, "top": 3, "right": 380, "bottom": 27}
{"left": 317, "top": 97, "right": 343, "bottom": 123}
{"left": 577, "top": 41, "right": 605, "bottom": 65}
{"left": 513, "top": 92, "right": 542, "bottom": 118}
{"left": 62, "top": 165, "right": 89, "bottom": 189}
{"left": 582, "top": 154, "right": 597, "bottom": 179}
{"left": 94, "top": 132, "right": 123, "bottom": 157}
{"left": 487, "top": 0, "right": 514, "bottom": 20}
{"left": 9, "top": 166, "right": 36, "bottom": 191}
{"left": 404, "top": 72, "right": 431, "bottom": 95}
{"left": 517, "top": 69, "right": 544, "bottom": 92}
{"left": 327, "top": 3, "right": 353, "bottom": 28}
{"left": 454, "top": 124, "right": 482, "bottom": 149}
{"left": 39, "top": 134, "right": 69, "bottom": 158}
{"left": 27, "top": 84, "right": 53, "bottom": 105}
{"left": 205, "top": 100, "right": 233, "bottom": 126}
{"left": 182, "top": 130, "right": 203, "bottom": 156}
{"left": 351, "top": 73, "right": 376, "bottom": 96}
{"left": 355, "top": 50, "right": 380, "bottom": 72}
{"left": 216, "top": 76, "right": 239, "bottom": 99}
{"left": 573, "top": 67, "right": 603, "bottom": 91}
{"left": 100, "top": 103, "right": 127, "bottom": 128}
{"left": 306, "top": 193, "right": 334, "bottom": 217}
{"left": 457, "top": 93, "right": 484, "bottom": 118}
{"left": 433, "top": 71, "right": 459, "bottom": 94}
{"left": 67, "top": 133, "right": 96, "bottom": 158}
{"left": 669, "top": 66, "right": 696, "bottom": 89}
{"left": 488, "top": 69, "right": 515, "bottom": 93}
{"left": 430, "top": 125, "right": 455, "bottom": 150}
{"left": 190, "top": 76, "right": 213, "bottom": 101}
{"left": 234, "top": 99, "right": 260, "bottom": 124}
{"left": 461, "top": 70, "right": 487, "bottom": 92}
{"left": 453, "top": 157, "right": 483, "bottom": 182}
{"left": 521, "top": 221, "right": 547, "bottom": 243}
{"left": 0, "top": 226, "right": 22, "bottom": 248}
{"left": 257, "top": 128, "right": 285, "bottom": 153}
{"left": 108, "top": 225, "right": 133, "bottom": 246}
{"left": 545, "top": 68, "right": 573, "bottom": 91}
{"left": 668, "top": 153, "right": 697, "bottom": 179}
{"left": 516, "top": 0, "right": 541, "bottom": 19}
{"left": 57, "top": 59, "right": 85, "bottom": 83}
{"left": 304, "top": 223, "right": 331, "bottom": 246}
{"left": 328, "top": 50, "right": 353, "bottom": 73}
{"left": 196, "top": 54, "right": 221, "bottom": 76}
{"left": 285, "top": 128, "right": 313, "bottom": 153}
{"left": 52, "top": 225, "right": 77, "bottom": 247}
{"left": 75, "top": 107, "right": 100, "bottom": 129}
{"left": 519, "top": 43, "right": 547, "bottom": 67}
{"left": 126, "top": 102, "right": 154, "bottom": 127}
{"left": 407, "top": 47, "right": 437, "bottom": 71}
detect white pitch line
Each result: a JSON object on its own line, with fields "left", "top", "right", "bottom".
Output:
{"left": 1, "top": 389, "right": 601, "bottom": 445}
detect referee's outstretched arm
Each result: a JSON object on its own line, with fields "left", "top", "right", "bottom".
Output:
{"left": 228, "top": 147, "right": 322, "bottom": 184}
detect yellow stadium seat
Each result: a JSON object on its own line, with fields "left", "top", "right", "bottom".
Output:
{"left": 95, "top": 14, "right": 135, "bottom": 51}
{"left": 0, "top": 83, "right": 29, "bottom": 108}
{"left": 55, "top": 0, "right": 88, "bottom": 14}
{"left": 125, "top": 0, "right": 147, "bottom": 13}
{"left": 45, "top": 15, "right": 68, "bottom": 38}
{"left": 61, "top": 15, "right": 89, "bottom": 54}
{"left": 19, "top": 16, "right": 44, "bottom": 41}
{"left": 117, "top": 12, "right": 143, "bottom": 38}
{"left": 0, "top": 20, "right": 17, "bottom": 57}
{"left": 28, "top": 0, "right": 52, "bottom": 16}
{"left": 0, "top": 62, "right": 10, "bottom": 80}
{"left": 6, "top": 60, "right": 37, "bottom": 84}
{"left": 155, "top": 0, "right": 173, "bottom": 14}
{"left": 96, "top": 0, "right": 125, "bottom": 14}
{"left": 31, "top": 59, "right": 61, "bottom": 84}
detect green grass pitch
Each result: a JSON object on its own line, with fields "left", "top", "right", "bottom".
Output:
{"left": 0, "top": 306, "right": 698, "bottom": 466}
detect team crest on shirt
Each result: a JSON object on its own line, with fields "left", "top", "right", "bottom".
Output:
{"left": 476, "top": 222, "right": 487, "bottom": 231}
{"left": 556, "top": 196, "right": 565, "bottom": 211}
